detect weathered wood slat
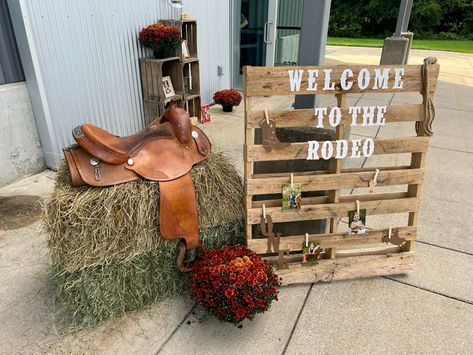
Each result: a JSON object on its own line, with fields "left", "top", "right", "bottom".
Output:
{"left": 251, "top": 165, "right": 412, "bottom": 179}
{"left": 252, "top": 191, "right": 409, "bottom": 208}
{"left": 246, "top": 136, "right": 429, "bottom": 162}
{"left": 276, "top": 252, "right": 414, "bottom": 285}
{"left": 248, "top": 197, "right": 418, "bottom": 224}
{"left": 247, "top": 168, "right": 424, "bottom": 195}
{"left": 264, "top": 245, "right": 402, "bottom": 264}
{"left": 244, "top": 64, "right": 439, "bottom": 96}
{"left": 247, "top": 104, "right": 424, "bottom": 128}
{"left": 248, "top": 226, "right": 416, "bottom": 253}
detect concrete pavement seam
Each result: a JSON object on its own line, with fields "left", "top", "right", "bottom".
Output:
{"left": 417, "top": 240, "right": 473, "bottom": 257}
{"left": 281, "top": 284, "right": 313, "bottom": 355}
{"left": 383, "top": 276, "right": 473, "bottom": 305}
{"left": 428, "top": 145, "right": 473, "bottom": 155}
{"left": 154, "top": 302, "right": 197, "bottom": 354}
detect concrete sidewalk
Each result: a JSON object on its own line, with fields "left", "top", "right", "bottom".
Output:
{"left": 1, "top": 46, "right": 472, "bottom": 354}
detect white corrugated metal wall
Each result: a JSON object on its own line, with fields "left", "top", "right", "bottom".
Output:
{"left": 10, "top": 0, "right": 231, "bottom": 168}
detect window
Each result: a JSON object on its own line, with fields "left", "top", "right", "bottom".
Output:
{"left": 0, "top": 0, "right": 25, "bottom": 85}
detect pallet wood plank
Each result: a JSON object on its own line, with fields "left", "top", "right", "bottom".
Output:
{"left": 244, "top": 67, "right": 255, "bottom": 239}
{"left": 276, "top": 252, "right": 414, "bottom": 285}
{"left": 247, "top": 136, "right": 429, "bottom": 162}
{"left": 247, "top": 168, "right": 424, "bottom": 195}
{"left": 247, "top": 197, "right": 419, "bottom": 224}
{"left": 248, "top": 226, "right": 417, "bottom": 253}
{"left": 245, "top": 64, "right": 439, "bottom": 96}
{"left": 247, "top": 104, "right": 424, "bottom": 128}
{"left": 251, "top": 191, "right": 409, "bottom": 209}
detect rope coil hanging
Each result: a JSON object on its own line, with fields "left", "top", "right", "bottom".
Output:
{"left": 416, "top": 57, "right": 437, "bottom": 136}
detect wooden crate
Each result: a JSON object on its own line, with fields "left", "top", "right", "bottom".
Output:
{"left": 160, "top": 19, "right": 198, "bottom": 60}
{"left": 182, "top": 58, "right": 200, "bottom": 97}
{"left": 243, "top": 59, "right": 440, "bottom": 285}
{"left": 180, "top": 94, "right": 201, "bottom": 122}
{"left": 139, "top": 57, "right": 183, "bottom": 101}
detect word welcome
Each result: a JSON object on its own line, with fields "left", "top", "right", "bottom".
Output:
{"left": 306, "top": 105, "right": 387, "bottom": 160}
{"left": 288, "top": 67, "right": 405, "bottom": 92}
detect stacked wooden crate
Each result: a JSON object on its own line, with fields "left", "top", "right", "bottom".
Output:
{"left": 139, "top": 20, "right": 201, "bottom": 123}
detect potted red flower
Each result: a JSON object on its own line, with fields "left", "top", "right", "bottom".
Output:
{"left": 138, "top": 23, "right": 182, "bottom": 59}
{"left": 213, "top": 89, "right": 242, "bottom": 112}
{"left": 190, "top": 245, "right": 281, "bottom": 324}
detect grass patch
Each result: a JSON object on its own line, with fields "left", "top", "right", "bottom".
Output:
{"left": 327, "top": 37, "right": 473, "bottom": 54}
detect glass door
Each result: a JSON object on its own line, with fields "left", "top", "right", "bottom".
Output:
{"left": 232, "top": 0, "right": 278, "bottom": 89}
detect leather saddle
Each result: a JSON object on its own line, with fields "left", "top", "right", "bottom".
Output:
{"left": 63, "top": 101, "right": 211, "bottom": 271}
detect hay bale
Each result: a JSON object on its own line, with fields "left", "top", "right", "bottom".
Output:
{"left": 53, "top": 224, "right": 245, "bottom": 329}
{"left": 43, "top": 151, "right": 245, "bottom": 328}
{"left": 44, "top": 151, "right": 245, "bottom": 271}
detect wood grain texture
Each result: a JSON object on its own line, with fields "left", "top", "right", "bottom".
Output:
{"left": 251, "top": 191, "right": 409, "bottom": 209}
{"left": 248, "top": 226, "right": 417, "bottom": 253}
{"left": 244, "top": 64, "right": 439, "bottom": 96}
{"left": 276, "top": 252, "right": 414, "bottom": 285}
{"left": 247, "top": 104, "right": 424, "bottom": 128}
{"left": 247, "top": 197, "right": 419, "bottom": 224}
{"left": 247, "top": 136, "right": 429, "bottom": 162}
{"left": 247, "top": 168, "right": 424, "bottom": 195}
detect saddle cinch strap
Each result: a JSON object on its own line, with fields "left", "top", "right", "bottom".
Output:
{"left": 63, "top": 103, "right": 211, "bottom": 272}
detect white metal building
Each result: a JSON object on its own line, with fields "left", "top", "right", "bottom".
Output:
{"left": 1, "top": 0, "right": 305, "bottom": 178}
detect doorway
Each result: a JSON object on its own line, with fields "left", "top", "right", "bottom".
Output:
{"left": 232, "top": 0, "right": 278, "bottom": 89}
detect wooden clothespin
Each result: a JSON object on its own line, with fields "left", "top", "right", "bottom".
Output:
{"left": 290, "top": 173, "right": 294, "bottom": 189}
{"left": 383, "top": 226, "right": 392, "bottom": 244}
{"left": 262, "top": 204, "right": 266, "bottom": 221}
{"left": 305, "top": 232, "right": 309, "bottom": 248}
{"left": 264, "top": 109, "right": 270, "bottom": 124}
{"left": 368, "top": 168, "right": 380, "bottom": 193}
{"left": 356, "top": 200, "right": 360, "bottom": 214}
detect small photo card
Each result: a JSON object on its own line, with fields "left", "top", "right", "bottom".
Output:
{"left": 162, "top": 76, "right": 175, "bottom": 98}
{"left": 348, "top": 209, "right": 367, "bottom": 235}
{"left": 181, "top": 40, "right": 190, "bottom": 58}
{"left": 282, "top": 183, "right": 301, "bottom": 211}
{"left": 302, "top": 239, "right": 321, "bottom": 265}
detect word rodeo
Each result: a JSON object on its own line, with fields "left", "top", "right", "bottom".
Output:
{"left": 307, "top": 105, "right": 387, "bottom": 161}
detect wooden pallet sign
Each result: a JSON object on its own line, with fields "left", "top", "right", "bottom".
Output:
{"left": 243, "top": 57, "right": 440, "bottom": 285}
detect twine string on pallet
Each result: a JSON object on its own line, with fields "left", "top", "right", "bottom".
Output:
{"left": 416, "top": 57, "right": 437, "bottom": 136}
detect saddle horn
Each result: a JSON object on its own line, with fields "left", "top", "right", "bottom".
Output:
{"left": 160, "top": 100, "right": 192, "bottom": 144}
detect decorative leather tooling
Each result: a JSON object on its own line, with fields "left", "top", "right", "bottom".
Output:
{"left": 63, "top": 101, "right": 211, "bottom": 271}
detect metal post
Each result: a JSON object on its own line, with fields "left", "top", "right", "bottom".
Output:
{"left": 394, "top": 0, "right": 413, "bottom": 37}
{"left": 294, "top": 0, "right": 332, "bottom": 109}
{"left": 381, "top": 0, "right": 413, "bottom": 64}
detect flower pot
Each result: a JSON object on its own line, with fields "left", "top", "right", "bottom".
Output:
{"left": 153, "top": 48, "right": 169, "bottom": 59}
{"left": 222, "top": 104, "right": 233, "bottom": 112}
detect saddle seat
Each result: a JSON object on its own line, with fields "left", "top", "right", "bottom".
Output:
{"left": 73, "top": 106, "right": 196, "bottom": 166}
{"left": 62, "top": 102, "right": 212, "bottom": 270}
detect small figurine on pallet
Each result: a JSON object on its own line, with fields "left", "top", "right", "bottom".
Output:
{"left": 302, "top": 233, "right": 323, "bottom": 266}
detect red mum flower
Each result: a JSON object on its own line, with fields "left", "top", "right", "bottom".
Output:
{"left": 213, "top": 89, "right": 242, "bottom": 107}
{"left": 189, "top": 245, "right": 281, "bottom": 324}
